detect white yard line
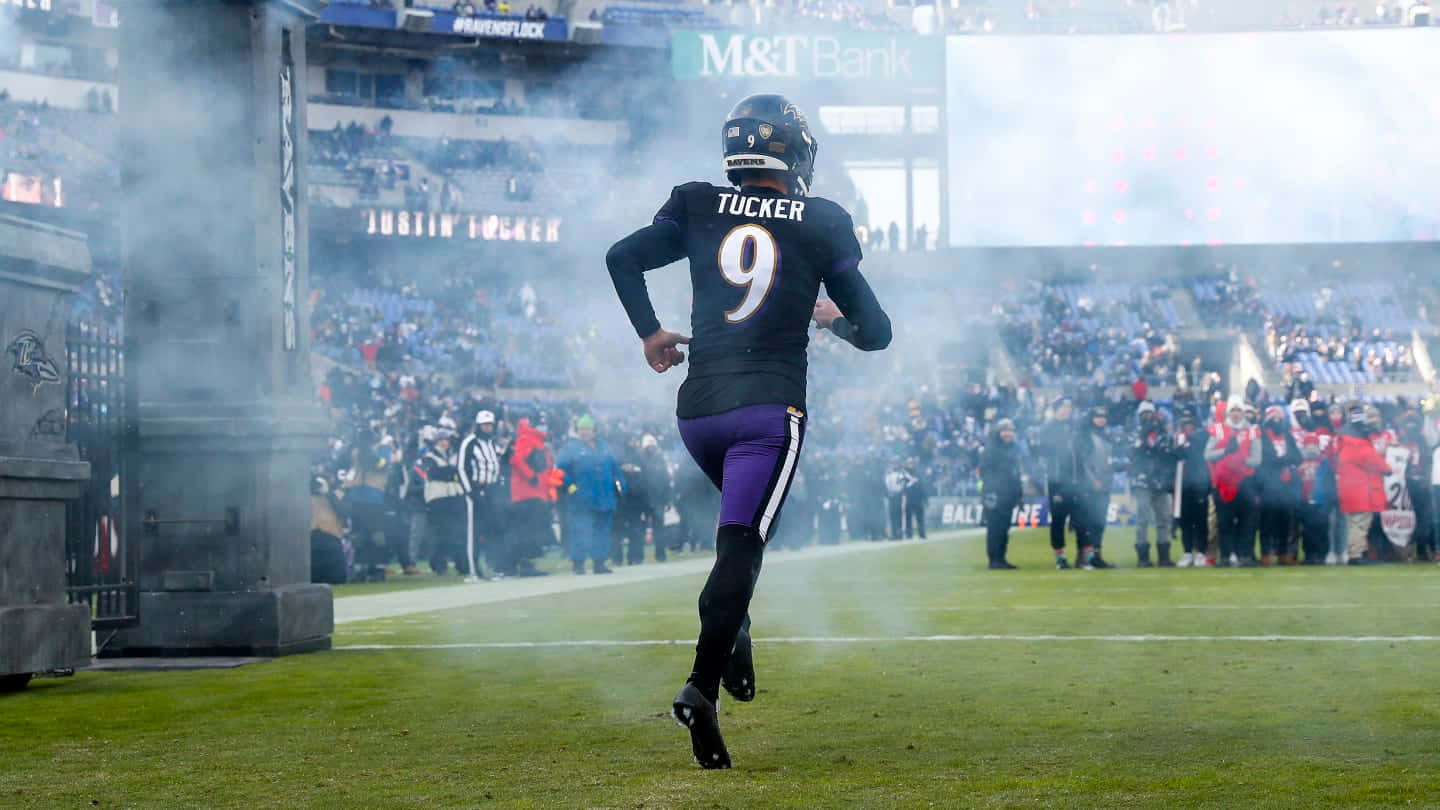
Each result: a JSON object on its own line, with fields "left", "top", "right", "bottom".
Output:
{"left": 335, "top": 634, "right": 1440, "bottom": 651}
{"left": 334, "top": 530, "right": 981, "bottom": 625}
{"left": 461, "top": 603, "right": 1440, "bottom": 618}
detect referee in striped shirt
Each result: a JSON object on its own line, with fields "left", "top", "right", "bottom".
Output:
{"left": 458, "top": 410, "right": 504, "bottom": 580}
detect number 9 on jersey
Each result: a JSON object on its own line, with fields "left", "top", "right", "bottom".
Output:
{"left": 718, "top": 224, "right": 778, "bottom": 324}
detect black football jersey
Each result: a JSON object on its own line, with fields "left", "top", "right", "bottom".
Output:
{"left": 607, "top": 181, "right": 891, "bottom": 419}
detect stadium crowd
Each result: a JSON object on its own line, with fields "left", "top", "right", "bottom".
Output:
{"left": 294, "top": 250, "right": 1440, "bottom": 583}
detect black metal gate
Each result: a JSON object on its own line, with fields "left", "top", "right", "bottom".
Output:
{"left": 65, "top": 321, "right": 138, "bottom": 630}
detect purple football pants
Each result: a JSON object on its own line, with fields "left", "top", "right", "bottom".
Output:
{"left": 677, "top": 403, "right": 806, "bottom": 543}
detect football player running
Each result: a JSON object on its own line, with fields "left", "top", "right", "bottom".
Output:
{"left": 606, "top": 94, "right": 893, "bottom": 769}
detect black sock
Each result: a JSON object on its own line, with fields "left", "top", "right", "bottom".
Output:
{"left": 686, "top": 524, "right": 764, "bottom": 704}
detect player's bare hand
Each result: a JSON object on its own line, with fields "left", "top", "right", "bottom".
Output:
{"left": 642, "top": 329, "right": 690, "bottom": 373}
{"left": 812, "top": 299, "right": 842, "bottom": 330}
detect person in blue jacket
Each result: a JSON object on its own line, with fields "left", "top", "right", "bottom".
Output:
{"left": 557, "top": 414, "right": 625, "bottom": 574}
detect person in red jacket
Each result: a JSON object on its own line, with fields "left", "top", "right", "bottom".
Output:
{"left": 509, "top": 417, "right": 564, "bottom": 569}
{"left": 1205, "top": 395, "right": 1260, "bottom": 566}
{"left": 1334, "top": 402, "right": 1392, "bottom": 565}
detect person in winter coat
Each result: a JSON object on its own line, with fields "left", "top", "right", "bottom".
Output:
{"left": 509, "top": 416, "right": 563, "bottom": 570}
{"left": 902, "top": 457, "right": 929, "bottom": 539}
{"left": 846, "top": 455, "right": 888, "bottom": 542}
{"left": 1039, "top": 398, "right": 1081, "bottom": 568}
{"left": 1129, "top": 400, "right": 1177, "bottom": 567}
{"left": 557, "top": 414, "right": 625, "bottom": 574}
{"left": 1335, "top": 402, "right": 1392, "bottom": 564}
{"left": 1173, "top": 412, "right": 1213, "bottom": 566}
{"left": 1395, "top": 411, "right": 1433, "bottom": 560}
{"left": 343, "top": 443, "right": 392, "bottom": 581}
{"left": 1294, "top": 432, "right": 1329, "bottom": 563}
{"left": 422, "top": 428, "right": 471, "bottom": 577}
{"left": 1205, "top": 395, "right": 1261, "bottom": 567}
{"left": 1074, "top": 406, "right": 1115, "bottom": 569}
{"left": 980, "top": 419, "right": 1023, "bottom": 569}
{"left": 1310, "top": 401, "right": 1347, "bottom": 563}
{"left": 1255, "top": 405, "right": 1303, "bottom": 566}
{"left": 614, "top": 434, "right": 672, "bottom": 564}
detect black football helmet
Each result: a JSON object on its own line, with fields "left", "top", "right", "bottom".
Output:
{"left": 722, "top": 93, "right": 818, "bottom": 195}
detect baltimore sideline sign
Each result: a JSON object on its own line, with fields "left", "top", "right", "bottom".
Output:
{"left": 671, "top": 31, "right": 941, "bottom": 84}
{"left": 343, "top": 208, "right": 563, "bottom": 244}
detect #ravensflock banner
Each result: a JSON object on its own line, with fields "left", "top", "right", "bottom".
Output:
{"left": 318, "top": 5, "right": 568, "bottom": 42}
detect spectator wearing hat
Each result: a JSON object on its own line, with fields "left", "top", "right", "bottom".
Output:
{"left": 1075, "top": 406, "right": 1115, "bottom": 569}
{"left": 422, "top": 427, "right": 471, "bottom": 577}
{"left": 1129, "top": 400, "right": 1176, "bottom": 567}
{"left": 1294, "top": 430, "right": 1330, "bottom": 563}
{"left": 1335, "top": 401, "right": 1391, "bottom": 565}
{"left": 460, "top": 410, "right": 513, "bottom": 578}
{"left": 558, "top": 414, "right": 624, "bottom": 574}
{"left": 615, "top": 433, "right": 672, "bottom": 565}
{"left": 980, "top": 418, "right": 1022, "bottom": 569}
{"left": 1173, "top": 411, "right": 1212, "bottom": 566}
{"left": 1205, "top": 395, "right": 1261, "bottom": 567}
{"left": 1256, "top": 404, "right": 1303, "bottom": 566}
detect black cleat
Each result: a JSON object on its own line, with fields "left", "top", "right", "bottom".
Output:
{"left": 1055, "top": 556, "right": 1072, "bottom": 570}
{"left": 672, "top": 683, "right": 731, "bottom": 769}
{"left": 1090, "top": 555, "right": 1115, "bottom": 569}
{"left": 723, "top": 629, "right": 756, "bottom": 702}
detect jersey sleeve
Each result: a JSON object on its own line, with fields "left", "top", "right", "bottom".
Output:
{"left": 605, "top": 185, "right": 691, "bottom": 340}
{"left": 820, "top": 205, "right": 864, "bottom": 278}
{"left": 652, "top": 183, "right": 689, "bottom": 230}
{"left": 819, "top": 203, "right": 891, "bottom": 352}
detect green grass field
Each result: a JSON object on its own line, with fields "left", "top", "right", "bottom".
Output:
{"left": 5, "top": 528, "right": 1440, "bottom": 808}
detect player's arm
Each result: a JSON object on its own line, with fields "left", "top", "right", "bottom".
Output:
{"left": 605, "top": 186, "right": 692, "bottom": 373}
{"left": 814, "top": 268, "right": 892, "bottom": 351}
{"left": 812, "top": 207, "right": 891, "bottom": 351}
{"left": 605, "top": 221, "right": 684, "bottom": 341}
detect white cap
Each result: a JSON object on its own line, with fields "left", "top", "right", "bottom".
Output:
{"left": 1137, "top": 401, "right": 1156, "bottom": 415}
{"left": 420, "top": 425, "right": 438, "bottom": 443}
{"left": 1227, "top": 394, "right": 1246, "bottom": 412}
{"left": 475, "top": 410, "right": 495, "bottom": 426}
{"left": 641, "top": 434, "right": 658, "bottom": 449}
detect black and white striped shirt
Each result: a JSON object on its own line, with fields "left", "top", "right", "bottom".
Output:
{"left": 458, "top": 433, "right": 502, "bottom": 494}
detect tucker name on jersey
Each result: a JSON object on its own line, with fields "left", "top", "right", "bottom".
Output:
{"left": 715, "top": 191, "right": 806, "bottom": 222}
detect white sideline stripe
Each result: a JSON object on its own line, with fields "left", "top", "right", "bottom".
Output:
{"left": 335, "top": 634, "right": 1440, "bottom": 651}
{"left": 474, "top": 603, "right": 1440, "bottom": 619}
{"left": 334, "top": 530, "right": 982, "bottom": 624}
